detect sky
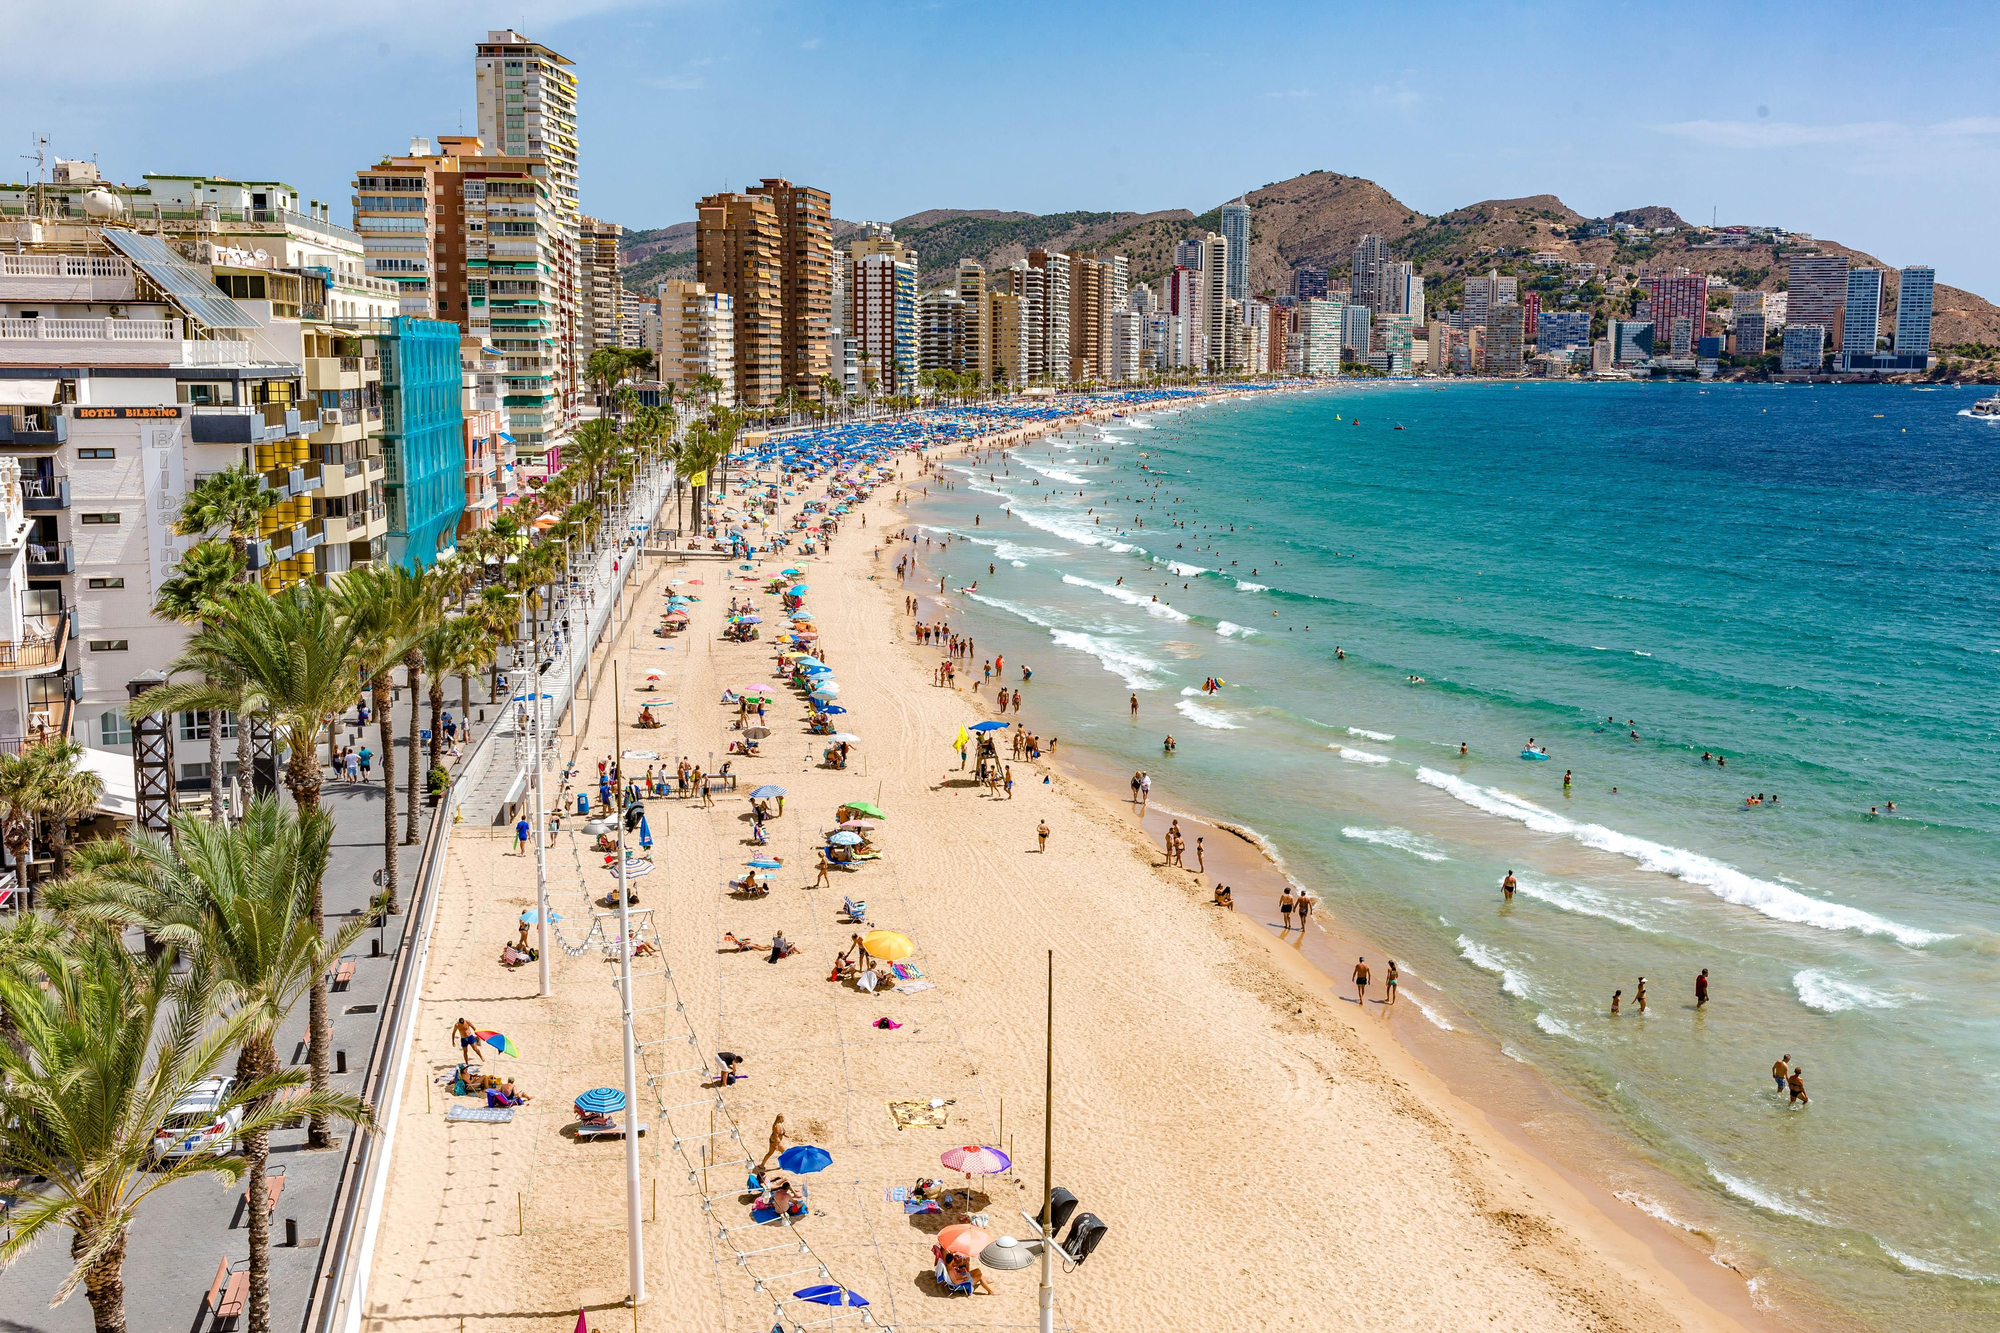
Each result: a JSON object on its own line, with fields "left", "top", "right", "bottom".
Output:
{"left": 15, "top": 0, "right": 2000, "bottom": 298}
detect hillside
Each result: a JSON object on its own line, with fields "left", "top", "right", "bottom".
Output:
{"left": 617, "top": 172, "right": 2000, "bottom": 346}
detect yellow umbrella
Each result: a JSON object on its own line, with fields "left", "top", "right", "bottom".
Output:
{"left": 861, "top": 930, "right": 914, "bottom": 961}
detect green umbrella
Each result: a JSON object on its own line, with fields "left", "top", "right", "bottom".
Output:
{"left": 843, "top": 800, "right": 885, "bottom": 819}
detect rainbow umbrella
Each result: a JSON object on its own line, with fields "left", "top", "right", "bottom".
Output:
{"left": 475, "top": 1030, "right": 519, "bottom": 1058}
{"left": 941, "top": 1145, "right": 1011, "bottom": 1176}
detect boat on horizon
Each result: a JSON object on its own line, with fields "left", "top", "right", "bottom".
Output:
{"left": 1962, "top": 396, "right": 2000, "bottom": 419}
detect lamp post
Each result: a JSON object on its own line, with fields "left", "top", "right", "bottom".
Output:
{"left": 612, "top": 660, "right": 646, "bottom": 1307}
{"left": 1038, "top": 949, "right": 1055, "bottom": 1333}
{"left": 515, "top": 593, "right": 550, "bottom": 998}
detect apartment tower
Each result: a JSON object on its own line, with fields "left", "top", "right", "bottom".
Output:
{"left": 1219, "top": 199, "right": 1251, "bottom": 303}
{"left": 1027, "top": 251, "right": 1071, "bottom": 382}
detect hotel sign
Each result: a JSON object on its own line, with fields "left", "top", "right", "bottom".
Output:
{"left": 74, "top": 406, "right": 184, "bottom": 420}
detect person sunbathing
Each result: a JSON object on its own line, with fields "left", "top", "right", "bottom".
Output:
{"left": 1213, "top": 883, "right": 1233, "bottom": 908}
{"left": 500, "top": 943, "right": 531, "bottom": 967}
{"left": 767, "top": 931, "right": 797, "bottom": 962}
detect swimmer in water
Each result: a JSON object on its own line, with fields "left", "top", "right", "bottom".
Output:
{"left": 1502, "top": 871, "right": 1516, "bottom": 901}
{"left": 1563, "top": 769, "right": 1572, "bottom": 788}
{"left": 1460, "top": 741, "right": 1468, "bottom": 756}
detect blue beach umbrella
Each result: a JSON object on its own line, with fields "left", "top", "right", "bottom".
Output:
{"left": 968, "top": 720, "right": 1009, "bottom": 732}
{"left": 574, "top": 1087, "right": 625, "bottom": 1114}
{"left": 750, "top": 784, "right": 787, "bottom": 799}
{"left": 778, "top": 1144, "right": 833, "bottom": 1174}
{"left": 789, "top": 584, "right": 810, "bottom": 594}
{"left": 747, "top": 858, "right": 783, "bottom": 869}
{"left": 828, "top": 831, "right": 861, "bottom": 846}
{"left": 519, "top": 909, "right": 563, "bottom": 924}
{"left": 816, "top": 704, "right": 848, "bottom": 715}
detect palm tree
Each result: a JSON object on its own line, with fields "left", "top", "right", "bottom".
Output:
{"left": 138, "top": 582, "right": 366, "bottom": 1149}
{"left": 175, "top": 466, "right": 276, "bottom": 572}
{"left": 0, "top": 936, "right": 364, "bottom": 1333}
{"left": 397, "top": 573, "right": 444, "bottom": 845}
{"left": 0, "top": 745, "right": 49, "bottom": 888}
{"left": 417, "top": 614, "right": 487, "bottom": 787}
{"left": 152, "top": 540, "right": 246, "bottom": 825}
{"left": 335, "top": 564, "right": 433, "bottom": 895}
{"left": 35, "top": 739, "right": 104, "bottom": 879}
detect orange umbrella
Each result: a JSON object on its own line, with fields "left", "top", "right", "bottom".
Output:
{"left": 936, "top": 1223, "right": 991, "bottom": 1257}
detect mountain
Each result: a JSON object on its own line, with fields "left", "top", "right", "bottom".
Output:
{"left": 617, "top": 172, "right": 2000, "bottom": 348}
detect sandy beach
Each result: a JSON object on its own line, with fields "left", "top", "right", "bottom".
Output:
{"left": 359, "top": 407, "right": 1772, "bottom": 1332}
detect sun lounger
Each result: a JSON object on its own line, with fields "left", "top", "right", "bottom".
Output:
{"left": 207, "top": 1257, "right": 249, "bottom": 1326}
{"left": 933, "top": 1260, "right": 973, "bottom": 1296}
{"left": 573, "top": 1119, "right": 648, "bottom": 1141}
{"left": 444, "top": 1105, "right": 515, "bottom": 1124}
{"left": 840, "top": 896, "right": 868, "bottom": 923}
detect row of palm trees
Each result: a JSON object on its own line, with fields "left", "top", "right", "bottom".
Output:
{"left": 0, "top": 398, "right": 707, "bottom": 1333}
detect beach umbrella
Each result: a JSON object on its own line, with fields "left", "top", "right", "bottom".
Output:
{"left": 826, "top": 732, "right": 860, "bottom": 744}
{"left": 837, "top": 820, "right": 875, "bottom": 831}
{"left": 828, "top": 831, "right": 862, "bottom": 846}
{"left": 747, "top": 858, "right": 783, "bottom": 869}
{"left": 622, "top": 749, "right": 659, "bottom": 760}
{"left": 860, "top": 929, "right": 913, "bottom": 960}
{"left": 844, "top": 800, "right": 885, "bottom": 819}
{"left": 520, "top": 909, "right": 562, "bottom": 923}
{"left": 574, "top": 1086, "right": 624, "bottom": 1114}
{"left": 781, "top": 568, "right": 803, "bottom": 576}
{"left": 744, "top": 726, "right": 771, "bottom": 739}
{"left": 789, "top": 584, "right": 810, "bottom": 595}
{"left": 815, "top": 703, "right": 846, "bottom": 715}
{"left": 810, "top": 684, "right": 841, "bottom": 699}
{"left": 936, "top": 1223, "right": 991, "bottom": 1258}
{"left": 941, "top": 1145, "right": 1011, "bottom": 1176}
{"left": 793, "top": 1285, "right": 868, "bottom": 1308}
{"left": 474, "top": 1031, "right": 520, "bottom": 1057}
{"left": 778, "top": 1145, "right": 833, "bottom": 1175}
{"left": 967, "top": 720, "right": 1009, "bottom": 732}
{"left": 735, "top": 615, "right": 763, "bottom": 624}
{"left": 750, "top": 784, "right": 787, "bottom": 799}
{"left": 642, "top": 669, "right": 664, "bottom": 682}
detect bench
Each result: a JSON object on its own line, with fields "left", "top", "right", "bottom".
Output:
{"left": 206, "top": 1257, "right": 249, "bottom": 1326}
{"left": 574, "top": 1119, "right": 648, "bottom": 1141}
{"left": 247, "top": 1166, "right": 285, "bottom": 1219}
{"left": 329, "top": 956, "right": 357, "bottom": 992}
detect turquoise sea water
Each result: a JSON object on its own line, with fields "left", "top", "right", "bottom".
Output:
{"left": 905, "top": 382, "right": 2000, "bottom": 1330}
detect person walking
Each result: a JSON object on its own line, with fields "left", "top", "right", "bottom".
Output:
{"left": 1194, "top": 836, "right": 1205, "bottom": 873}
{"left": 1352, "top": 957, "right": 1371, "bottom": 1005}
{"left": 1771, "top": 1054, "right": 1791, "bottom": 1093}
{"left": 1129, "top": 693, "right": 1139, "bottom": 719}
{"left": 1383, "top": 959, "right": 1399, "bottom": 1007}
{"left": 1786, "top": 1066, "right": 1809, "bottom": 1107}
{"left": 515, "top": 815, "right": 531, "bottom": 856}
{"left": 358, "top": 745, "right": 374, "bottom": 782}
{"left": 1278, "top": 887, "right": 1295, "bottom": 931}
{"left": 1295, "top": 890, "right": 1315, "bottom": 932}
{"left": 1695, "top": 968, "right": 1711, "bottom": 1008}
{"left": 1635, "top": 976, "right": 1648, "bottom": 1014}
{"left": 1036, "top": 820, "right": 1050, "bottom": 853}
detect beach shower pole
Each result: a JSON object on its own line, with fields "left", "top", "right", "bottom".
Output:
{"left": 613, "top": 662, "right": 648, "bottom": 1306}
{"left": 1038, "top": 948, "right": 1055, "bottom": 1333}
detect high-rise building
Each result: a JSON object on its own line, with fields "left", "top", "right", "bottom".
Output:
{"left": 1203, "top": 234, "right": 1230, "bottom": 371}
{"left": 1521, "top": 291, "right": 1539, "bottom": 339}
{"left": 1486, "top": 304, "right": 1527, "bottom": 374}
{"left": 1293, "top": 267, "right": 1328, "bottom": 300}
{"left": 759, "top": 179, "right": 833, "bottom": 393}
{"left": 1781, "top": 324, "right": 1825, "bottom": 372}
{"left": 846, "top": 235, "right": 919, "bottom": 396}
{"left": 695, "top": 189, "right": 781, "bottom": 404}
{"left": 1111, "top": 308, "right": 1146, "bottom": 382}
{"left": 957, "top": 260, "right": 989, "bottom": 384}
{"left": 1350, "top": 234, "right": 1388, "bottom": 312}
{"left": 1165, "top": 266, "right": 1204, "bottom": 367}
{"left": 1785, "top": 253, "right": 1849, "bottom": 348}
{"left": 1299, "top": 299, "right": 1342, "bottom": 375}
{"left": 1462, "top": 271, "right": 1519, "bottom": 329}
{"left": 1644, "top": 274, "right": 1707, "bottom": 352}
{"left": 991, "top": 291, "right": 1031, "bottom": 386}
{"left": 919, "top": 290, "right": 967, "bottom": 378}
{"left": 1219, "top": 200, "right": 1251, "bottom": 303}
{"left": 654, "top": 280, "right": 735, "bottom": 405}
{"left": 1535, "top": 311, "right": 1591, "bottom": 354}
{"left": 1730, "top": 313, "right": 1767, "bottom": 358}
{"left": 1269, "top": 303, "right": 1289, "bottom": 375}
{"left": 1027, "top": 251, "right": 1071, "bottom": 382}
{"left": 1339, "top": 303, "right": 1372, "bottom": 358}
{"left": 375, "top": 317, "right": 467, "bottom": 569}
{"left": 1841, "top": 268, "right": 1883, "bottom": 359}
{"left": 1730, "top": 289, "right": 1767, "bottom": 314}
{"left": 1609, "top": 319, "right": 1655, "bottom": 365}
{"left": 577, "top": 215, "right": 627, "bottom": 359}
{"left": 1000, "top": 262, "right": 1048, "bottom": 382}
{"left": 1127, "top": 281, "right": 1159, "bottom": 315}
{"left": 1372, "top": 314, "right": 1416, "bottom": 375}
{"left": 1379, "top": 261, "right": 1413, "bottom": 314}
{"left": 1895, "top": 266, "right": 1935, "bottom": 358}
{"left": 1173, "top": 237, "right": 1207, "bottom": 272}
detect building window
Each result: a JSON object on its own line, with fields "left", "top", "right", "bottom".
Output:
{"left": 176, "top": 709, "right": 236, "bottom": 741}
{"left": 98, "top": 710, "right": 132, "bottom": 748}
{"left": 88, "top": 639, "right": 128, "bottom": 651}
{"left": 87, "top": 577, "right": 125, "bottom": 589}
{"left": 80, "top": 513, "right": 120, "bottom": 524}
{"left": 78, "top": 448, "right": 115, "bottom": 460}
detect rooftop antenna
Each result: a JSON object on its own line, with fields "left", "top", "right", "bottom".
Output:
{"left": 22, "top": 133, "right": 47, "bottom": 220}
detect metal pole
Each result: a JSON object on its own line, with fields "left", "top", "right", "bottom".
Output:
{"left": 614, "top": 661, "right": 646, "bottom": 1306}
{"left": 1038, "top": 948, "right": 1055, "bottom": 1333}
{"left": 531, "top": 624, "right": 549, "bottom": 999}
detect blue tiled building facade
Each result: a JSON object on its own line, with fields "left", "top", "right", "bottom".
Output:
{"left": 377, "top": 318, "right": 465, "bottom": 568}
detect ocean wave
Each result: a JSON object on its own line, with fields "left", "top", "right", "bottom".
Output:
{"left": 1215, "top": 621, "right": 1260, "bottom": 638}
{"left": 1175, "top": 698, "right": 1241, "bottom": 729}
{"left": 918, "top": 526, "right": 1063, "bottom": 563}
{"left": 1347, "top": 727, "right": 1396, "bottom": 741}
{"left": 1534, "top": 1012, "right": 1576, "bottom": 1038}
{"left": 1334, "top": 746, "right": 1391, "bottom": 765}
{"left": 1061, "top": 573, "right": 1190, "bottom": 622}
{"left": 1613, "top": 1192, "right": 1703, "bottom": 1234}
{"left": 1235, "top": 580, "right": 1269, "bottom": 592}
{"left": 1879, "top": 1243, "right": 2000, "bottom": 1284}
{"left": 1792, "top": 968, "right": 1905, "bottom": 1012}
{"left": 1413, "top": 767, "right": 1949, "bottom": 947}
{"left": 1021, "top": 461, "right": 1088, "bottom": 486}
{"left": 1512, "top": 876, "right": 1662, "bottom": 934}
{"left": 1048, "top": 629, "right": 1169, "bottom": 690}
{"left": 965, "top": 592, "right": 1060, "bottom": 630}
{"left": 1006, "top": 504, "right": 1139, "bottom": 554}
{"left": 1501, "top": 1045, "right": 1531, "bottom": 1064}
{"left": 1708, "top": 1168, "right": 1834, "bottom": 1226}
{"left": 1340, "top": 826, "right": 1448, "bottom": 862}
{"left": 1405, "top": 992, "right": 1454, "bottom": 1031}
{"left": 1456, "top": 935, "right": 1529, "bottom": 997}
{"left": 1168, "top": 561, "right": 1207, "bottom": 576}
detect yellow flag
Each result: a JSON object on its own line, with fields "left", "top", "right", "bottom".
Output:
{"left": 953, "top": 725, "right": 968, "bottom": 752}
{"left": 690, "top": 470, "right": 707, "bottom": 488}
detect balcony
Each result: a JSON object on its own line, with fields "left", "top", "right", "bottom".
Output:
{"left": 0, "top": 316, "right": 185, "bottom": 366}
{"left": 269, "top": 518, "right": 325, "bottom": 561}
{"left": 191, "top": 404, "right": 306, "bottom": 446}
{"left": 26, "top": 541, "right": 73, "bottom": 575}
{"left": 0, "top": 612, "right": 68, "bottom": 675}
{"left": 0, "top": 416, "right": 66, "bottom": 447}
{"left": 21, "top": 474, "right": 68, "bottom": 511}
{"left": 0, "top": 254, "right": 135, "bottom": 302}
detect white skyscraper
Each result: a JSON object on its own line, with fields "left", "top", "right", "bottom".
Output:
{"left": 1219, "top": 200, "right": 1251, "bottom": 303}
{"left": 1842, "top": 268, "right": 1882, "bottom": 358}
{"left": 1895, "top": 266, "right": 1934, "bottom": 358}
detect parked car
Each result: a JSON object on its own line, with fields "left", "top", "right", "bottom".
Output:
{"left": 149, "top": 1077, "right": 241, "bottom": 1163}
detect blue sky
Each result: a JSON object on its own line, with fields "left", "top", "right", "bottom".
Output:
{"left": 18, "top": 1, "right": 2000, "bottom": 297}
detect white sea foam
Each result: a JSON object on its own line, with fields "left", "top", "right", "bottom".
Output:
{"left": 1613, "top": 1192, "right": 1702, "bottom": 1234}
{"left": 1534, "top": 1012, "right": 1576, "bottom": 1038}
{"left": 1167, "top": 561, "right": 1207, "bottom": 576}
{"left": 1708, "top": 1168, "right": 1834, "bottom": 1226}
{"left": 1235, "top": 580, "right": 1269, "bottom": 592}
{"left": 1792, "top": 968, "right": 1905, "bottom": 1012}
{"left": 1879, "top": 1243, "right": 2000, "bottom": 1284}
{"left": 1048, "top": 630, "right": 1168, "bottom": 690}
{"left": 1215, "top": 620, "right": 1259, "bottom": 638}
{"left": 1405, "top": 992, "right": 1454, "bottom": 1031}
{"left": 1340, "top": 826, "right": 1448, "bottom": 862}
{"left": 1347, "top": 727, "right": 1396, "bottom": 741}
{"left": 1061, "top": 573, "right": 1190, "bottom": 622}
{"left": 1021, "top": 461, "right": 1088, "bottom": 486}
{"left": 965, "top": 593, "right": 1059, "bottom": 630}
{"left": 1501, "top": 1045, "right": 1531, "bottom": 1064}
{"left": 1335, "top": 746, "right": 1391, "bottom": 765}
{"left": 918, "top": 526, "right": 1063, "bottom": 564}
{"left": 1175, "top": 698, "right": 1241, "bottom": 729}
{"left": 1005, "top": 504, "right": 1138, "bottom": 554}
{"left": 1511, "top": 876, "right": 1661, "bottom": 935}
{"left": 1414, "top": 767, "right": 1948, "bottom": 946}
{"left": 1456, "top": 935, "right": 1529, "bottom": 997}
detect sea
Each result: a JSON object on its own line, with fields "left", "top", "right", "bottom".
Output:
{"left": 904, "top": 381, "right": 2000, "bottom": 1331}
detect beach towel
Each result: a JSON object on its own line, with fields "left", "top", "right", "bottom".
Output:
{"left": 904, "top": 1199, "right": 942, "bottom": 1214}
{"left": 888, "top": 1099, "right": 950, "bottom": 1131}
{"left": 445, "top": 1105, "right": 515, "bottom": 1124}
{"left": 893, "top": 979, "right": 937, "bottom": 995}
{"left": 884, "top": 1186, "right": 909, "bottom": 1203}
{"left": 889, "top": 962, "right": 923, "bottom": 980}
